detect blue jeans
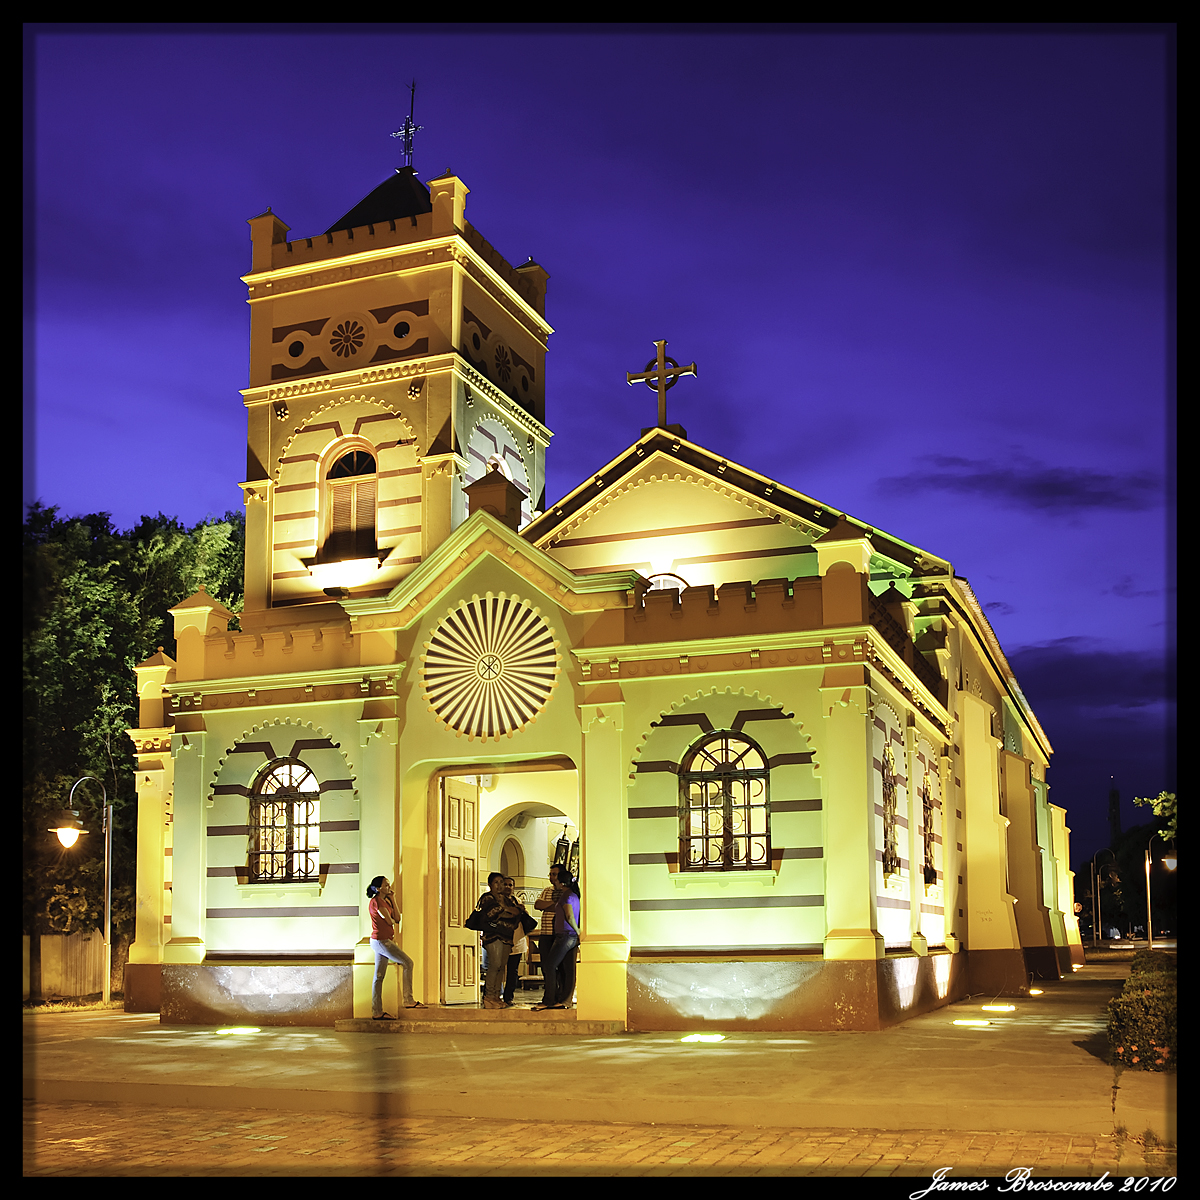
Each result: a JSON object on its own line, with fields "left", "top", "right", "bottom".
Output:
{"left": 370, "top": 939, "right": 415, "bottom": 1014}
{"left": 540, "top": 933, "right": 578, "bottom": 1007}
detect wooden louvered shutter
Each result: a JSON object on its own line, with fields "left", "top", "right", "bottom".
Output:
{"left": 354, "top": 477, "right": 376, "bottom": 558}
{"left": 328, "top": 481, "right": 354, "bottom": 561}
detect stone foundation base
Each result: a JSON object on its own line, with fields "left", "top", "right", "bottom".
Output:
{"left": 123, "top": 963, "right": 162, "bottom": 1012}
{"left": 160, "top": 963, "right": 352, "bottom": 1026}
{"left": 966, "top": 948, "right": 1032, "bottom": 996}
{"left": 626, "top": 952, "right": 968, "bottom": 1031}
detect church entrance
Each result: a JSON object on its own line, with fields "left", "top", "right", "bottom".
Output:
{"left": 436, "top": 760, "right": 578, "bottom": 1007}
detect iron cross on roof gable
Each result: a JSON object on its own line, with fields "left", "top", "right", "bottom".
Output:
{"left": 626, "top": 340, "right": 698, "bottom": 432}
{"left": 390, "top": 80, "right": 423, "bottom": 169}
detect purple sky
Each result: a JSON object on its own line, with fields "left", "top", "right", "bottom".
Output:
{"left": 27, "top": 27, "right": 1174, "bottom": 869}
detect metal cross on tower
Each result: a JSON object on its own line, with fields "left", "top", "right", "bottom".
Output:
{"left": 625, "top": 340, "right": 698, "bottom": 431}
{"left": 390, "top": 80, "right": 423, "bottom": 169}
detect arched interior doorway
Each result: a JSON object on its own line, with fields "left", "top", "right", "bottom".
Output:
{"left": 437, "top": 759, "right": 578, "bottom": 1006}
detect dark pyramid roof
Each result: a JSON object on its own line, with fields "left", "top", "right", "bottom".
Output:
{"left": 324, "top": 166, "right": 433, "bottom": 234}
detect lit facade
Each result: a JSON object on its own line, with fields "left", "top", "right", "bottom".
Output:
{"left": 125, "top": 167, "right": 1083, "bottom": 1029}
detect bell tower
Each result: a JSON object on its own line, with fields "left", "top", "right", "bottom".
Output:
{"left": 239, "top": 162, "right": 552, "bottom": 626}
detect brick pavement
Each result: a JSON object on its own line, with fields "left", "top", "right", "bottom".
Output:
{"left": 24, "top": 1099, "right": 1177, "bottom": 1178}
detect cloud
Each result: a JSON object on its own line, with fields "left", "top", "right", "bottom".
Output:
{"left": 1108, "top": 575, "right": 1162, "bottom": 600}
{"left": 1008, "top": 638, "right": 1171, "bottom": 711}
{"left": 985, "top": 600, "right": 1016, "bottom": 616}
{"left": 877, "top": 453, "right": 1160, "bottom": 513}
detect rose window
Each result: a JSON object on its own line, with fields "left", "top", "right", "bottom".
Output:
{"left": 421, "top": 593, "right": 560, "bottom": 742}
{"left": 329, "top": 320, "right": 366, "bottom": 358}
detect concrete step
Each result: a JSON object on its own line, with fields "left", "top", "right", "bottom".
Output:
{"left": 335, "top": 1015, "right": 625, "bottom": 1036}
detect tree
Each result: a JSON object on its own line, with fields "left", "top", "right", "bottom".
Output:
{"left": 1134, "top": 791, "right": 1176, "bottom": 841}
{"left": 23, "top": 503, "right": 244, "bottom": 1001}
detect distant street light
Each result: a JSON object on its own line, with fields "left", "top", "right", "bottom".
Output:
{"left": 1089, "top": 849, "right": 1118, "bottom": 948}
{"left": 50, "top": 778, "right": 113, "bottom": 1005}
{"left": 1145, "top": 831, "right": 1177, "bottom": 950}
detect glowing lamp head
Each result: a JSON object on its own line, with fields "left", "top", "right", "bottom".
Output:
{"left": 1162, "top": 855, "right": 1177, "bottom": 871}
{"left": 50, "top": 810, "right": 87, "bottom": 849}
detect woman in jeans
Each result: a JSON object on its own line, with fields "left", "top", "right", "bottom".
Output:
{"left": 366, "top": 876, "right": 426, "bottom": 1018}
{"left": 533, "top": 872, "right": 580, "bottom": 1011}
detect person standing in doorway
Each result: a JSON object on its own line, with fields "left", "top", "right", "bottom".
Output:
{"left": 502, "top": 876, "right": 537, "bottom": 1007}
{"left": 366, "top": 876, "right": 426, "bottom": 1019}
{"left": 476, "top": 872, "right": 523, "bottom": 1009}
{"left": 534, "top": 863, "right": 565, "bottom": 995}
{"left": 533, "top": 871, "right": 580, "bottom": 1011}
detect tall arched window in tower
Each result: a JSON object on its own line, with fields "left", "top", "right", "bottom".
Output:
{"left": 679, "top": 730, "right": 771, "bottom": 871}
{"left": 248, "top": 758, "right": 321, "bottom": 883}
{"left": 921, "top": 769, "right": 937, "bottom": 887}
{"left": 323, "top": 447, "right": 377, "bottom": 561}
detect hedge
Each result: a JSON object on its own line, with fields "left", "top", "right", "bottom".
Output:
{"left": 1107, "top": 968, "right": 1176, "bottom": 1072}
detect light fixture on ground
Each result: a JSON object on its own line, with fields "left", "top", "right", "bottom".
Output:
{"left": 50, "top": 778, "right": 113, "bottom": 1005}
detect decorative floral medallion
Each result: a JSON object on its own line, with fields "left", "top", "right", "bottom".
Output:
{"left": 329, "top": 320, "right": 366, "bottom": 358}
{"left": 421, "top": 593, "right": 560, "bottom": 741}
{"left": 494, "top": 344, "right": 512, "bottom": 384}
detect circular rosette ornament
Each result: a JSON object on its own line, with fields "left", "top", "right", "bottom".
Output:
{"left": 422, "top": 593, "right": 560, "bottom": 741}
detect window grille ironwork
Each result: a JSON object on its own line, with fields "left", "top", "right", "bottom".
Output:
{"left": 248, "top": 758, "right": 321, "bottom": 883}
{"left": 679, "top": 731, "right": 770, "bottom": 871}
{"left": 921, "top": 770, "right": 937, "bottom": 887}
{"left": 881, "top": 743, "right": 901, "bottom": 877}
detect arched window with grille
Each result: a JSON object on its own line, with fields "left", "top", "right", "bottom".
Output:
{"left": 679, "top": 730, "right": 771, "bottom": 871}
{"left": 323, "top": 447, "right": 377, "bottom": 562}
{"left": 249, "top": 758, "right": 321, "bottom": 883}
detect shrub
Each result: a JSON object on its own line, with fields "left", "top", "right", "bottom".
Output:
{"left": 1107, "top": 977, "right": 1176, "bottom": 1072}
{"left": 1129, "top": 949, "right": 1176, "bottom": 979}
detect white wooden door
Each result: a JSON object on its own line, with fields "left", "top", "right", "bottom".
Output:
{"left": 442, "top": 777, "right": 480, "bottom": 1005}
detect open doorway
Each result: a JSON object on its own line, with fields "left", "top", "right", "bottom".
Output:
{"left": 438, "top": 763, "right": 578, "bottom": 1006}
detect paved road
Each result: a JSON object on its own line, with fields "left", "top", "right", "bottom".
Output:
{"left": 23, "top": 1099, "right": 1177, "bottom": 1177}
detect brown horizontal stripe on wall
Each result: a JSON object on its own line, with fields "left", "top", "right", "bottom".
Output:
{"left": 772, "top": 799, "right": 823, "bottom": 813}
{"left": 206, "top": 907, "right": 360, "bottom": 919}
{"left": 319, "top": 779, "right": 354, "bottom": 793}
{"left": 272, "top": 571, "right": 310, "bottom": 580}
{"left": 213, "top": 784, "right": 251, "bottom": 797}
{"left": 628, "top": 806, "right": 678, "bottom": 820}
{"left": 320, "top": 820, "right": 360, "bottom": 832}
{"left": 274, "top": 541, "right": 316, "bottom": 551}
{"left": 274, "top": 511, "right": 319, "bottom": 522}
{"left": 920, "top": 904, "right": 944, "bottom": 915}
{"left": 290, "top": 738, "right": 336, "bottom": 756}
{"left": 629, "top": 853, "right": 670, "bottom": 864}
{"left": 232, "top": 742, "right": 277, "bottom": 756}
{"left": 275, "top": 482, "right": 319, "bottom": 494}
{"left": 378, "top": 466, "right": 422, "bottom": 478}
{"left": 732, "top": 708, "right": 794, "bottom": 731}
{"left": 209, "top": 825, "right": 249, "bottom": 837}
{"left": 631, "top": 895, "right": 822, "bottom": 911}
{"left": 631, "top": 944, "right": 824, "bottom": 957}
{"left": 554, "top": 517, "right": 778, "bottom": 549}
{"left": 635, "top": 761, "right": 679, "bottom": 774}
{"left": 378, "top": 495, "right": 421, "bottom": 507}
{"left": 652, "top": 713, "right": 714, "bottom": 732}
{"left": 377, "top": 525, "right": 421, "bottom": 537}
{"left": 280, "top": 454, "right": 321, "bottom": 465}
{"left": 778, "top": 846, "right": 823, "bottom": 859}
{"left": 768, "top": 752, "right": 815, "bottom": 768}
{"left": 674, "top": 545, "right": 813, "bottom": 568}
{"left": 876, "top": 896, "right": 914, "bottom": 910}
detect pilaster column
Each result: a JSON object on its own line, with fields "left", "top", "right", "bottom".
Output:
{"left": 819, "top": 667, "right": 883, "bottom": 960}
{"left": 163, "top": 730, "right": 207, "bottom": 963}
{"left": 577, "top": 701, "right": 629, "bottom": 1024}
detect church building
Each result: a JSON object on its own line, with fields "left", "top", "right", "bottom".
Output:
{"left": 124, "top": 156, "right": 1084, "bottom": 1031}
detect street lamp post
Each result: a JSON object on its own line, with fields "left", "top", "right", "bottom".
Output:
{"left": 1144, "top": 831, "right": 1177, "bottom": 950}
{"left": 1089, "top": 849, "right": 1117, "bottom": 948}
{"left": 50, "top": 777, "right": 112, "bottom": 1005}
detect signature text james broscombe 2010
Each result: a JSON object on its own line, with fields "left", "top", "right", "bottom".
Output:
{"left": 911, "top": 1170, "right": 1176, "bottom": 1196}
